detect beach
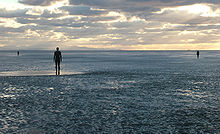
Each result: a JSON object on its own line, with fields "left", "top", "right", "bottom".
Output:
{"left": 1, "top": 50, "right": 220, "bottom": 133}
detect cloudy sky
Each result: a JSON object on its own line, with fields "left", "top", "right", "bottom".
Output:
{"left": 1, "top": 0, "right": 220, "bottom": 50}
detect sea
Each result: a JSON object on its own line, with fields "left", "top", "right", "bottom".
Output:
{"left": 0, "top": 50, "right": 220, "bottom": 133}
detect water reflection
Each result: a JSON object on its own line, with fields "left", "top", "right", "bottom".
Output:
{"left": 0, "top": 94, "right": 16, "bottom": 98}
{"left": 0, "top": 71, "right": 83, "bottom": 76}
{"left": 175, "top": 89, "right": 213, "bottom": 99}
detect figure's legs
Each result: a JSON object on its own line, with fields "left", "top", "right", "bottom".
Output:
{"left": 58, "top": 61, "right": 60, "bottom": 75}
{"left": 55, "top": 61, "right": 58, "bottom": 75}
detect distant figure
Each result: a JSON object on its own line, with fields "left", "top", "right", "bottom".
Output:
{"left": 196, "top": 51, "right": 199, "bottom": 59}
{"left": 17, "top": 51, "right": 19, "bottom": 56}
{"left": 54, "top": 47, "right": 62, "bottom": 75}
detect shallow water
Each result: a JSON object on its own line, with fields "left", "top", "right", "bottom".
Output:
{"left": 1, "top": 50, "right": 220, "bottom": 133}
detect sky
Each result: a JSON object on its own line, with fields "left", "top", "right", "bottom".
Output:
{"left": 1, "top": 0, "right": 220, "bottom": 50}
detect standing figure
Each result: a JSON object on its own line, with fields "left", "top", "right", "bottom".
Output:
{"left": 196, "top": 51, "right": 199, "bottom": 59}
{"left": 17, "top": 51, "right": 19, "bottom": 56}
{"left": 54, "top": 47, "right": 62, "bottom": 75}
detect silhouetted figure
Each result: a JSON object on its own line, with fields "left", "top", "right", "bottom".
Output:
{"left": 54, "top": 47, "right": 62, "bottom": 75}
{"left": 17, "top": 51, "right": 19, "bottom": 56}
{"left": 196, "top": 51, "right": 199, "bottom": 59}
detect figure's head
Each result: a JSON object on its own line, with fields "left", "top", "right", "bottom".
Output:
{"left": 56, "top": 47, "right": 59, "bottom": 51}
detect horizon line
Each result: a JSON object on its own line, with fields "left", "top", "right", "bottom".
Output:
{"left": 0, "top": 49, "right": 220, "bottom": 51}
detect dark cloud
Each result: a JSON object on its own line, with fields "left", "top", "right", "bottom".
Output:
{"left": 80, "top": 16, "right": 120, "bottom": 22}
{"left": 0, "top": 8, "right": 28, "bottom": 18}
{"left": 68, "top": 0, "right": 220, "bottom": 15}
{"left": 111, "top": 21, "right": 147, "bottom": 29}
{"left": 69, "top": 0, "right": 220, "bottom": 7}
{"left": 41, "top": 10, "right": 67, "bottom": 18}
{"left": 0, "top": 26, "right": 27, "bottom": 38}
{"left": 126, "top": 0, "right": 194, "bottom": 6}
{"left": 16, "top": 17, "right": 86, "bottom": 27}
{"left": 16, "top": 16, "right": 107, "bottom": 29}
{"left": 69, "top": 0, "right": 125, "bottom": 7}
{"left": 19, "top": 0, "right": 64, "bottom": 6}
{"left": 60, "top": 6, "right": 107, "bottom": 16}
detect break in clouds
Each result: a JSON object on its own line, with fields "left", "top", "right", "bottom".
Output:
{"left": 1, "top": 0, "right": 220, "bottom": 49}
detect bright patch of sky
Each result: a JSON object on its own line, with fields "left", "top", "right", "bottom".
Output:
{"left": 1, "top": 0, "right": 18, "bottom": 4}
{"left": 0, "top": 0, "right": 25, "bottom": 9}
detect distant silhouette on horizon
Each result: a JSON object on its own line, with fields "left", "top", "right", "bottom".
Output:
{"left": 54, "top": 47, "right": 62, "bottom": 75}
{"left": 17, "top": 51, "right": 19, "bottom": 56}
{"left": 196, "top": 51, "right": 199, "bottom": 59}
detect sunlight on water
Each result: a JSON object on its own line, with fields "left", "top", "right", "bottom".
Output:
{"left": 0, "top": 70, "right": 83, "bottom": 76}
{"left": 0, "top": 94, "right": 16, "bottom": 98}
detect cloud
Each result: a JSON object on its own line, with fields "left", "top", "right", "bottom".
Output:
{"left": 16, "top": 17, "right": 87, "bottom": 28}
{"left": 40, "top": 9, "right": 67, "bottom": 18}
{"left": 68, "top": 0, "right": 220, "bottom": 16}
{"left": 60, "top": 6, "right": 108, "bottom": 16}
{"left": 69, "top": 0, "right": 124, "bottom": 7}
{"left": 0, "top": 8, "right": 28, "bottom": 18}
{"left": 80, "top": 16, "right": 120, "bottom": 22}
{"left": 148, "top": 4, "right": 220, "bottom": 25}
{"left": 2, "top": 0, "right": 220, "bottom": 50}
{"left": 19, "top": 0, "right": 65, "bottom": 6}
